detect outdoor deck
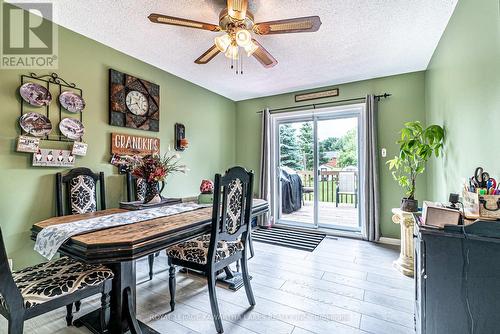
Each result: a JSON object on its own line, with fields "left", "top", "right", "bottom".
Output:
{"left": 281, "top": 201, "right": 359, "bottom": 229}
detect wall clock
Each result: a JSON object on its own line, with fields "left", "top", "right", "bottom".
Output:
{"left": 126, "top": 90, "right": 149, "bottom": 116}
{"left": 109, "top": 69, "right": 160, "bottom": 132}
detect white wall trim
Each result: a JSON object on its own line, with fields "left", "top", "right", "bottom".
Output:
{"left": 378, "top": 237, "right": 400, "bottom": 246}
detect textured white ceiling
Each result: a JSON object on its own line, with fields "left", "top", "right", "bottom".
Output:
{"left": 11, "top": 0, "right": 457, "bottom": 101}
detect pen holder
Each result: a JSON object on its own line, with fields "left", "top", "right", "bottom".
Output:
{"left": 463, "top": 190, "right": 500, "bottom": 220}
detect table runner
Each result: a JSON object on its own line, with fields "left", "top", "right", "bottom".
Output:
{"left": 35, "top": 202, "right": 206, "bottom": 260}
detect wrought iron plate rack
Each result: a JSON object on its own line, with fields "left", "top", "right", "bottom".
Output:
{"left": 20, "top": 73, "right": 84, "bottom": 142}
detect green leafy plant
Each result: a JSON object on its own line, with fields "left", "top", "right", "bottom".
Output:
{"left": 387, "top": 121, "right": 444, "bottom": 199}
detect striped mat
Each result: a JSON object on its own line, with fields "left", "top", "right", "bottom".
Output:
{"left": 251, "top": 226, "right": 326, "bottom": 252}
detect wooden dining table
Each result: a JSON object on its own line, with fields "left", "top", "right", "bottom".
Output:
{"left": 31, "top": 199, "right": 269, "bottom": 334}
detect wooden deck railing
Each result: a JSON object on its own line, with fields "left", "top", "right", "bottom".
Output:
{"left": 297, "top": 170, "right": 357, "bottom": 203}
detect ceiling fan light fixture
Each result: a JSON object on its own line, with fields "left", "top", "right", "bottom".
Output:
{"left": 235, "top": 29, "right": 252, "bottom": 47}
{"left": 215, "top": 33, "right": 232, "bottom": 52}
{"left": 244, "top": 41, "right": 259, "bottom": 56}
{"left": 225, "top": 44, "right": 239, "bottom": 60}
{"left": 227, "top": 0, "right": 248, "bottom": 21}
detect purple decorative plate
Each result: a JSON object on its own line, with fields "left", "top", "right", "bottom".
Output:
{"left": 19, "top": 82, "right": 52, "bottom": 107}
{"left": 19, "top": 112, "right": 52, "bottom": 137}
{"left": 59, "top": 91, "right": 85, "bottom": 113}
{"left": 59, "top": 118, "right": 85, "bottom": 140}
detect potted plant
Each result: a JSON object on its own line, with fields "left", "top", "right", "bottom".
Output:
{"left": 130, "top": 153, "right": 188, "bottom": 204}
{"left": 387, "top": 121, "right": 445, "bottom": 212}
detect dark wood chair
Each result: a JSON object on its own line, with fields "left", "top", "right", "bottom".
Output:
{"left": 56, "top": 167, "right": 106, "bottom": 216}
{"left": 0, "top": 228, "right": 113, "bottom": 334}
{"left": 166, "top": 166, "right": 256, "bottom": 333}
{"left": 125, "top": 171, "right": 167, "bottom": 280}
{"left": 55, "top": 167, "right": 106, "bottom": 313}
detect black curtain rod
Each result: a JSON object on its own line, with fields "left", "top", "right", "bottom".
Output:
{"left": 256, "top": 93, "right": 391, "bottom": 114}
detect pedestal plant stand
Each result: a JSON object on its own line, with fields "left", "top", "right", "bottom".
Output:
{"left": 392, "top": 208, "right": 415, "bottom": 277}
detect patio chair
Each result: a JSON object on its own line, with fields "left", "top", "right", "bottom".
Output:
{"left": 336, "top": 171, "right": 358, "bottom": 208}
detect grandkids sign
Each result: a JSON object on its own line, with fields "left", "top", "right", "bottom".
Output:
{"left": 111, "top": 133, "right": 160, "bottom": 156}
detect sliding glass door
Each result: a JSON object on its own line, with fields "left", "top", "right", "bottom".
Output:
{"left": 315, "top": 115, "right": 361, "bottom": 231}
{"left": 273, "top": 105, "right": 363, "bottom": 233}
{"left": 277, "top": 119, "right": 315, "bottom": 227}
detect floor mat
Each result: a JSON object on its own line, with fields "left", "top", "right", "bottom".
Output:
{"left": 252, "top": 226, "right": 326, "bottom": 252}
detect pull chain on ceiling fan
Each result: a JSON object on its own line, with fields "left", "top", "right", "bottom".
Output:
{"left": 148, "top": 0, "right": 322, "bottom": 74}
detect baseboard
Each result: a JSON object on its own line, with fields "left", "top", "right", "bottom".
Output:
{"left": 378, "top": 237, "right": 400, "bottom": 246}
{"left": 261, "top": 223, "right": 401, "bottom": 245}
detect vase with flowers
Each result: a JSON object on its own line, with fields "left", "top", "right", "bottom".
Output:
{"left": 130, "top": 153, "right": 188, "bottom": 204}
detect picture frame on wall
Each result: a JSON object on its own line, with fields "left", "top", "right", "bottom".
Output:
{"left": 72, "top": 141, "right": 88, "bottom": 156}
{"left": 16, "top": 135, "right": 40, "bottom": 153}
{"left": 295, "top": 88, "right": 339, "bottom": 102}
{"left": 33, "top": 149, "right": 75, "bottom": 167}
{"left": 109, "top": 69, "right": 160, "bottom": 132}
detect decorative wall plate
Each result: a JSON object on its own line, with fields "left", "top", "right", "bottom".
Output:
{"left": 59, "top": 91, "right": 86, "bottom": 113}
{"left": 19, "top": 82, "right": 52, "bottom": 107}
{"left": 19, "top": 112, "right": 52, "bottom": 137}
{"left": 59, "top": 118, "right": 85, "bottom": 140}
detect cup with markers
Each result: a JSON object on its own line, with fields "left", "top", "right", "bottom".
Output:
{"left": 464, "top": 167, "right": 500, "bottom": 220}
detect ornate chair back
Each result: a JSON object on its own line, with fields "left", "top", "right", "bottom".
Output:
{"left": 207, "top": 166, "right": 254, "bottom": 266}
{"left": 56, "top": 167, "right": 106, "bottom": 217}
{"left": 125, "top": 171, "right": 165, "bottom": 202}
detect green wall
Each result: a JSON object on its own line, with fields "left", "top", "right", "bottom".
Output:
{"left": 0, "top": 10, "right": 236, "bottom": 268}
{"left": 4, "top": 0, "right": 491, "bottom": 265}
{"left": 425, "top": 0, "right": 500, "bottom": 201}
{"left": 234, "top": 72, "right": 427, "bottom": 238}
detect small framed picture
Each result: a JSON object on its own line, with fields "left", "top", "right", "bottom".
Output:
{"left": 17, "top": 135, "right": 40, "bottom": 153}
{"left": 295, "top": 88, "right": 339, "bottom": 102}
{"left": 72, "top": 141, "right": 88, "bottom": 156}
{"left": 33, "top": 149, "right": 75, "bottom": 167}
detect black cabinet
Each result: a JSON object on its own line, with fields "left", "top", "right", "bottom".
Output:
{"left": 414, "top": 231, "right": 425, "bottom": 334}
{"left": 414, "top": 221, "right": 500, "bottom": 334}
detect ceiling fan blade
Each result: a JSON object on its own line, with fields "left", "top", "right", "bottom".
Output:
{"left": 251, "top": 39, "right": 278, "bottom": 68}
{"left": 148, "top": 13, "right": 220, "bottom": 31}
{"left": 195, "top": 45, "right": 221, "bottom": 64}
{"left": 253, "top": 16, "right": 322, "bottom": 35}
{"left": 227, "top": 0, "right": 248, "bottom": 20}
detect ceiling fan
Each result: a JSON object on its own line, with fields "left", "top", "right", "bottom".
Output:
{"left": 148, "top": 0, "right": 322, "bottom": 72}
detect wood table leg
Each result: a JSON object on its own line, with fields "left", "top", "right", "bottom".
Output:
{"left": 218, "top": 266, "right": 252, "bottom": 291}
{"left": 75, "top": 260, "right": 160, "bottom": 334}
{"left": 179, "top": 265, "right": 251, "bottom": 291}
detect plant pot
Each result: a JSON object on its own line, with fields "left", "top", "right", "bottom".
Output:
{"left": 144, "top": 181, "right": 162, "bottom": 204}
{"left": 400, "top": 198, "right": 418, "bottom": 212}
